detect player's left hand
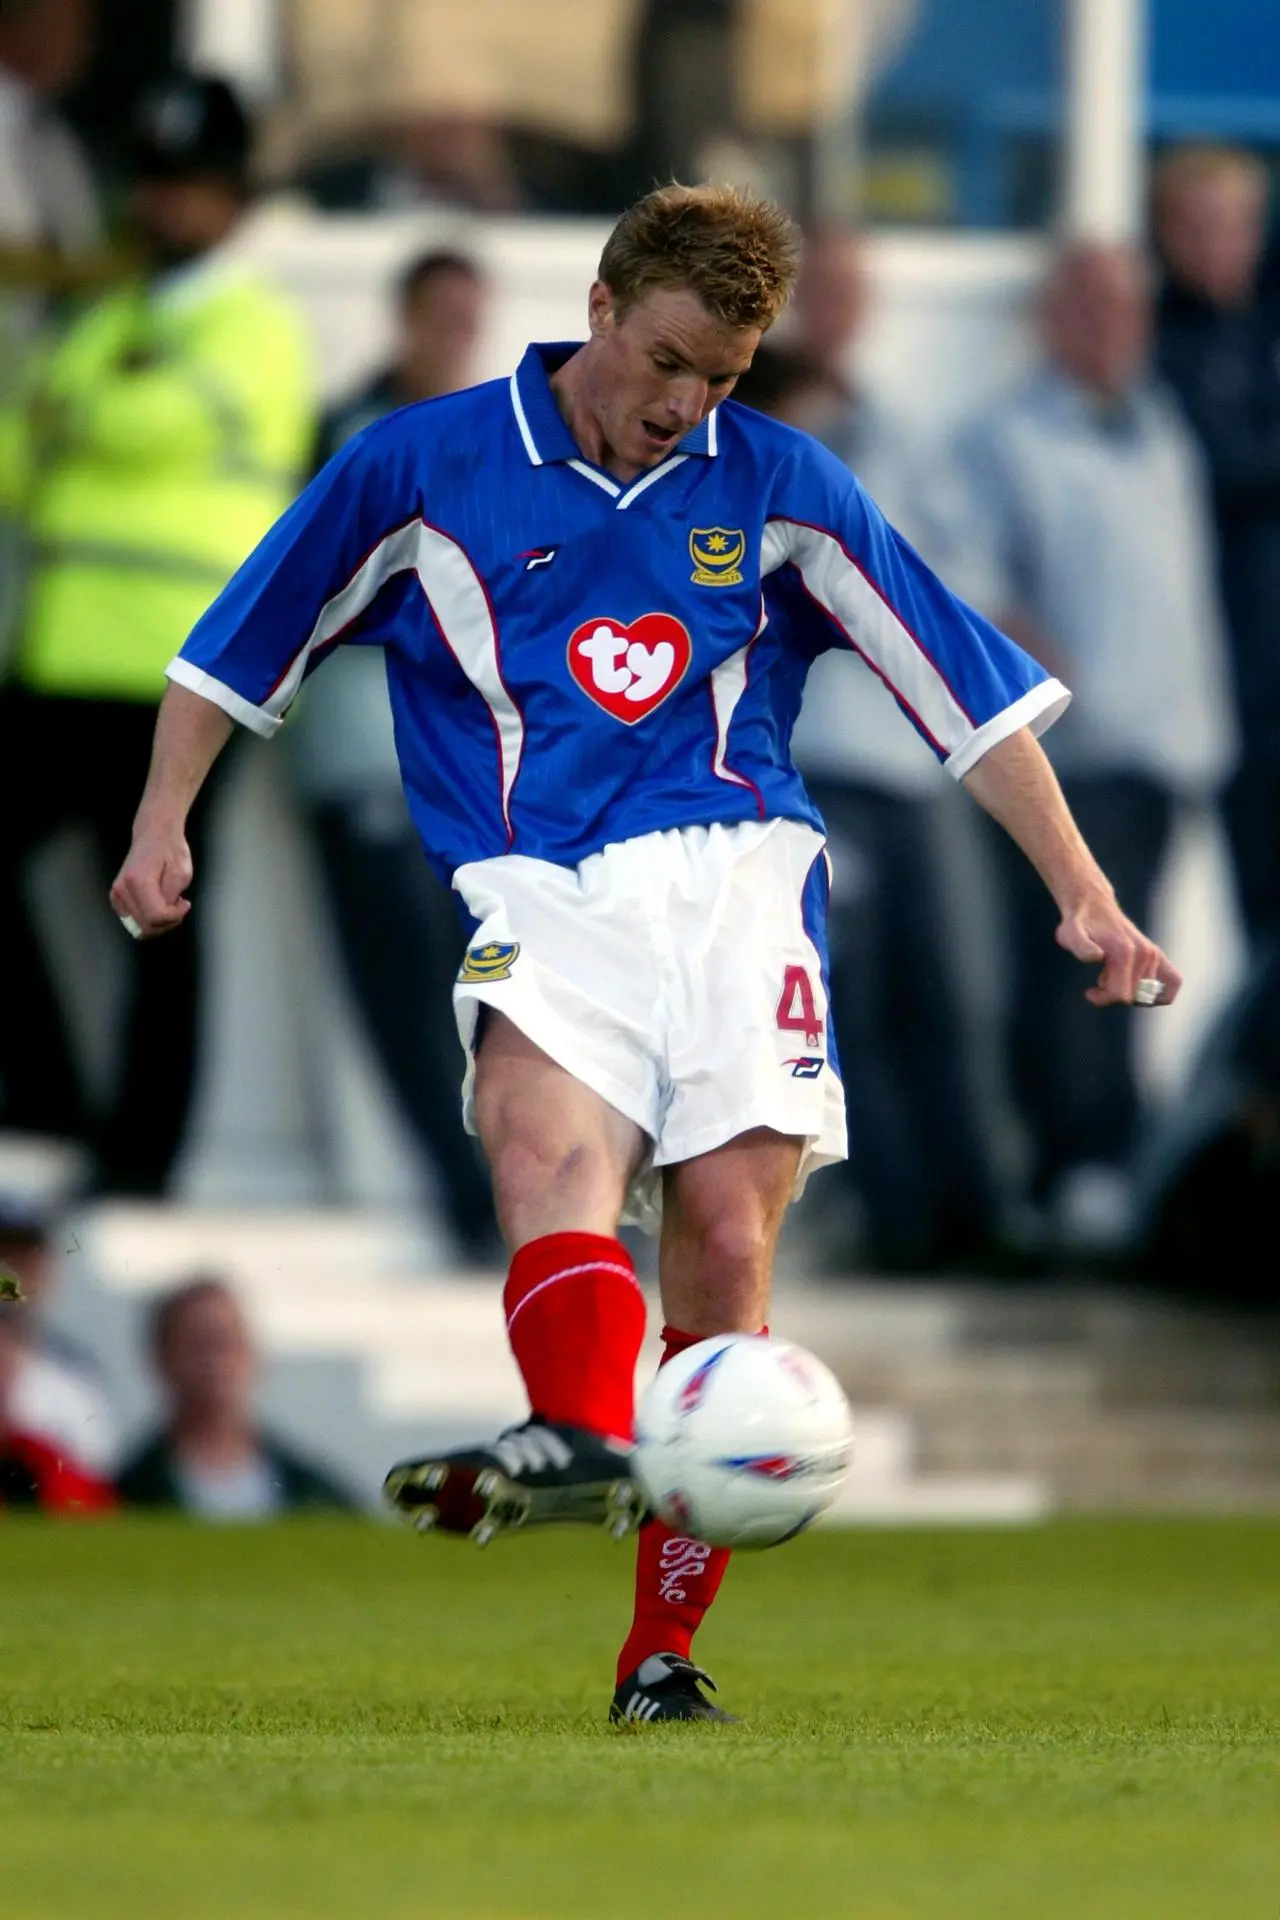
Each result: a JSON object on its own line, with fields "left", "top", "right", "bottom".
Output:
{"left": 109, "top": 817, "right": 194, "bottom": 940}
{"left": 1054, "top": 890, "right": 1182, "bottom": 1008}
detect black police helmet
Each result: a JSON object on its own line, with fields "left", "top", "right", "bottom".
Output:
{"left": 129, "top": 73, "right": 252, "bottom": 186}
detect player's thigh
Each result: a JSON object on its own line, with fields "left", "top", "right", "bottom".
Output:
{"left": 658, "top": 1126, "right": 804, "bottom": 1335}
{"left": 473, "top": 1011, "right": 648, "bottom": 1247}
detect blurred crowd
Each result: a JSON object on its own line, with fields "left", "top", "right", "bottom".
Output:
{"left": 1, "top": 0, "right": 1278, "bottom": 1351}
{"left": 0, "top": 1188, "right": 356, "bottom": 1511}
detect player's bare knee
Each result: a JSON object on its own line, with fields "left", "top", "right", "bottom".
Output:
{"left": 486, "top": 1132, "right": 625, "bottom": 1243}
{"left": 678, "top": 1208, "right": 772, "bottom": 1293}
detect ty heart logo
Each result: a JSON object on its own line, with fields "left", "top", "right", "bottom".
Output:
{"left": 567, "top": 612, "right": 692, "bottom": 724}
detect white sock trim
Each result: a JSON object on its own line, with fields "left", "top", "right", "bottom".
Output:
{"left": 505, "top": 1259, "right": 640, "bottom": 1333}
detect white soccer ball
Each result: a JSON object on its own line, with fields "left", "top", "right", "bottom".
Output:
{"left": 632, "top": 1334, "right": 854, "bottom": 1549}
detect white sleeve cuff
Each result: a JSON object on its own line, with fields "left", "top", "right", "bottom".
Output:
{"left": 165, "top": 656, "right": 283, "bottom": 739}
{"left": 944, "top": 678, "right": 1071, "bottom": 781}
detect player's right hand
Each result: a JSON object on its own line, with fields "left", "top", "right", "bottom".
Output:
{"left": 1054, "top": 890, "right": 1182, "bottom": 1009}
{"left": 109, "top": 821, "right": 194, "bottom": 939}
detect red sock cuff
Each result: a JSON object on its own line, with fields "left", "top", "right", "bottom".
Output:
{"left": 505, "top": 1232, "right": 638, "bottom": 1328}
{"left": 659, "top": 1325, "right": 700, "bottom": 1364}
{"left": 660, "top": 1323, "right": 768, "bottom": 1365}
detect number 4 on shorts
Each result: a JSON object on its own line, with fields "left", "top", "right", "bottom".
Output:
{"left": 776, "top": 963, "right": 823, "bottom": 1051}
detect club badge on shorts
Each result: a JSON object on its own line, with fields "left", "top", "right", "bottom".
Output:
{"left": 689, "top": 526, "right": 746, "bottom": 586}
{"left": 458, "top": 940, "right": 520, "bottom": 983}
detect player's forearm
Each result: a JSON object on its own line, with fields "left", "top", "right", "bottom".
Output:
{"left": 961, "top": 726, "right": 1112, "bottom": 916}
{"left": 133, "top": 682, "right": 234, "bottom": 832}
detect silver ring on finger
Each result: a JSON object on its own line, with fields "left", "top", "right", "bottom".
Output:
{"left": 1134, "top": 976, "right": 1164, "bottom": 1007}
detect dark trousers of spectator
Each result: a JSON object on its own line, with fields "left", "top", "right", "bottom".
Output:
{"left": 0, "top": 688, "right": 220, "bottom": 1192}
{"left": 810, "top": 778, "right": 999, "bottom": 1270}
{"left": 1222, "top": 747, "right": 1280, "bottom": 941}
{"left": 309, "top": 790, "right": 497, "bottom": 1257}
{"left": 991, "top": 772, "right": 1175, "bottom": 1202}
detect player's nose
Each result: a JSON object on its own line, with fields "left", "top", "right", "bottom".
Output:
{"left": 665, "top": 377, "right": 708, "bottom": 427}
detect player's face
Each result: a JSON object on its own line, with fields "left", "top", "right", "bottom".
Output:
{"left": 586, "top": 284, "right": 761, "bottom": 473}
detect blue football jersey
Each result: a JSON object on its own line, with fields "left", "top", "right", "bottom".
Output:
{"left": 171, "top": 342, "right": 1069, "bottom": 883}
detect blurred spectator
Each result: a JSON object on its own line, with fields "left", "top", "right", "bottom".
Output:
{"left": 757, "top": 226, "right": 1002, "bottom": 1274}
{"left": 298, "top": 110, "right": 523, "bottom": 215}
{"left": 0, "top": 73, "right": 315, "bottom": 1194}
{"left": 0, "top": 1187, "right": 118, "bottom": 1472}
{"left": 289, "top": 251, "right": 498, "bottom": 1258}
{"left": 0, "top": 0, "right": 102, "bottom": 648}
{"left": 0, "top": 1300, "right": 115, "bottom": 1511}
{"left": 957, "top": 243, "right": 1236, "bottom": 1259}
{"left": 785, "top": 223, "right": 869, "bottom": 438}
{"left": 1153, "top": 145, "right": 1280, "bottom": 947}
{"left": 0, "top": 0, "right": 100, "bottom": 289}
{"left": 117, "top": 1277, "right": 356, "bottom": 1516}
{"left": 312, "top": 251, "right": 487, "bottom": 462}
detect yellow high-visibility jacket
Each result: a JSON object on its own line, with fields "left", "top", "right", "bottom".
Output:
{"left": 16, "top": 259, "right": 314, "bottom": 702}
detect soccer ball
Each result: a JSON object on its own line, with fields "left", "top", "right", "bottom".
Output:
{"left": 631, "top": 1334, "right": 854, "bottom": 1548}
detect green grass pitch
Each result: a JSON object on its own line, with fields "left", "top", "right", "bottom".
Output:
{"left": 1, "top": 1518, "right": 1276, "bottom": 1919}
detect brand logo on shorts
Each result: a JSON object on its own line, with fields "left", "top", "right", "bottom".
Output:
{"left": 689, "top": 526, "right": 745, "bottom": 586}
{"left": 784, "top": 1055, "right": 825, "bottom": 1079}
{"left": 567, "top": 613, "right": 692, "bottom": 723}
{"left": 458, "top": 940, "right": 520, "bottom": 983}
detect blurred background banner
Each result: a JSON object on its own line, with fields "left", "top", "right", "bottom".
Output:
{"left": 269, "top": 0, "right": 644, "bottom": 158}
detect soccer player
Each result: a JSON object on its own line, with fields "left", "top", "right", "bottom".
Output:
{"left": 111, "top": 186, "right": 1180, "bottom": 1723}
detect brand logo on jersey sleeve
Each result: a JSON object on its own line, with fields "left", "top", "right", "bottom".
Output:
{"left": 689, "top": 526, "right": 746, "bottom": 586}
{"left": 567, "top": 613, "right": 692, "bottom": 724}
{"left": 458, "top": 940, "right": 520, "bottom": 983}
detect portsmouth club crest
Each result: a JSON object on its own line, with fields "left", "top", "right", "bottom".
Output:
{"left": 458, "top": 940, "right": 520, "bottom": 983}
{"left": 689, "top": 526, "right": 746, "bottom": 586}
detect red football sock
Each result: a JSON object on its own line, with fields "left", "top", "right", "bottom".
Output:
{"left": 503, "top": 1231, "right": 645, "bottom": 1443}
{"left": 615, "top": 1323, "right": 765, "bottom": 1685}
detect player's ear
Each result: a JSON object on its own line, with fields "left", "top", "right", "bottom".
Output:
{"left": 587, "top": 281, "right": 616, "bottom": 339}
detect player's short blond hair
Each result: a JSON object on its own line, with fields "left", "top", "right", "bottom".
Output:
{"left": 598, "top": 183, "right": 801, "bottom": 333}
{"left": 1152, "top": 143, "right": 1270, "bottom": 213}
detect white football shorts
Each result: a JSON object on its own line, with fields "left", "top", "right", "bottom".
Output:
{"left": 452, "top": 818, "right": 847, "bottom": 1231}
